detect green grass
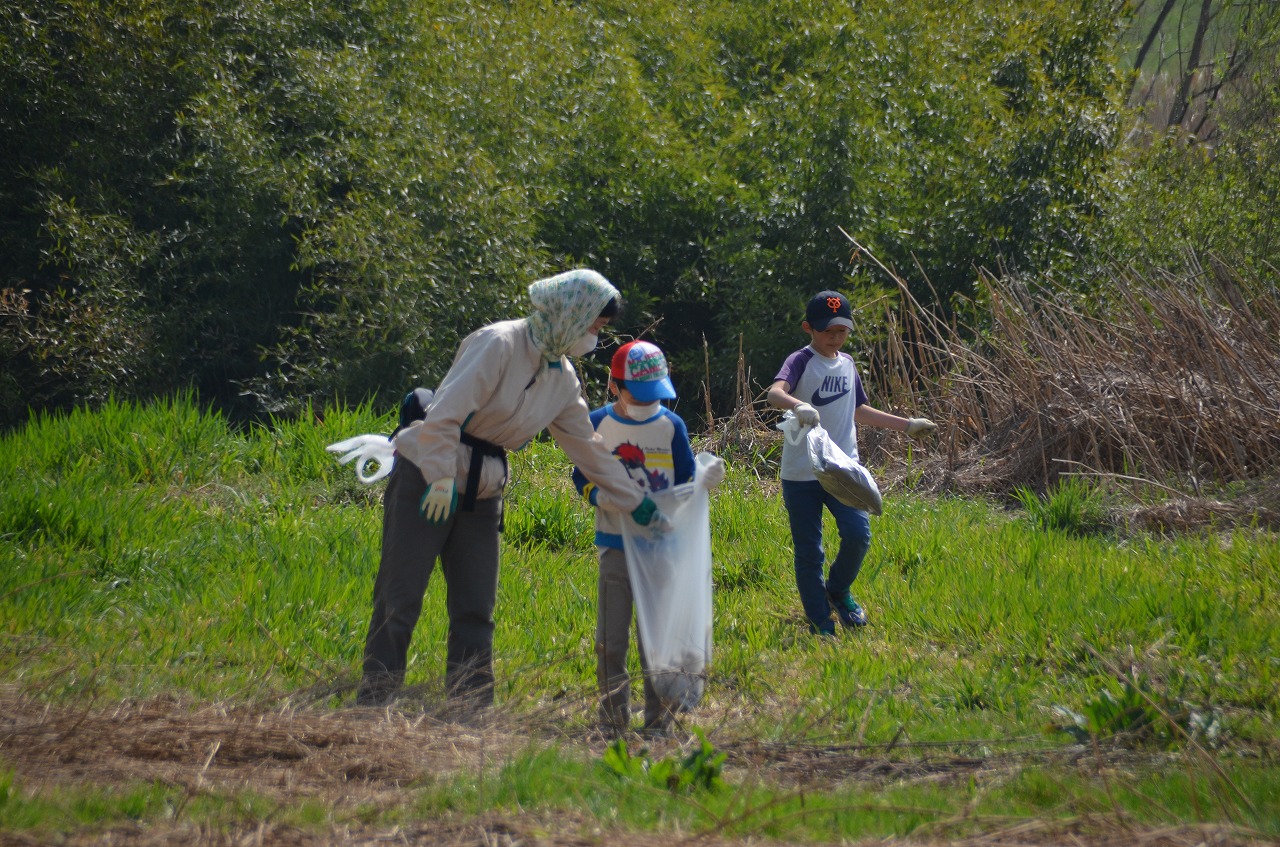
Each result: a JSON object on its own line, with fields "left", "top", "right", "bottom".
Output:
{"left": 2, "top": 395, "right": 1278, "bottom": 841}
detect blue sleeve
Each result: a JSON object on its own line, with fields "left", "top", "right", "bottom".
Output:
{"left": 667, "top": 412, "right": 697, "bottom": 485}
{"left": 571, "top": 406, "right": 607, "bottom": 505}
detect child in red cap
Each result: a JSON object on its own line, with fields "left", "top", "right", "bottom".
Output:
{"left": 572, "top": 340, "right": 725, "bottom": 735}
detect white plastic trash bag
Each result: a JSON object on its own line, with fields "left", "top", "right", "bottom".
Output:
{"left": 326, "top": 434, "right": 396, "bottom": 483}
{"left": 618, "top": 452, "right": 718, "bottom": 711}
{"left": 806, "top": 426, "right": 883, "bottom": 516}
{"left": 777, "top": 415, "right": 883, "bottom": 516}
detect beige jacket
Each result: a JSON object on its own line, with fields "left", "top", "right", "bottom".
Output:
{"left": 394, "top": 318, "right": 644, "bottom": 512}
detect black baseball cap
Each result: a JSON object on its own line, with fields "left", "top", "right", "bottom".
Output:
{"left": 805, "top": 291, "right": 854, "bottom": 331}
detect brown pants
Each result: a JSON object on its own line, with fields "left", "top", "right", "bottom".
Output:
{"left": 357, "top": 459, "right": 502, "bottom": 707}
{"left": 597, "top": 546, "right": 672, "bottom": 731}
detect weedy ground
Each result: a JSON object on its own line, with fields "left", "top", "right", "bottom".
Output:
{"left": 2, "top": 395, "right": 1277, "bottom": 845}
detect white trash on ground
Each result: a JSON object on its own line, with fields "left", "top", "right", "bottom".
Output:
{"left": 777, "top": 414, "right": 883, "bottom": 516}
{"left": 619, "top": 452, "right": 718, "bottom": 711}
{"left": 326, "top": 388, "right": 436, "bottom": 484}
{"left": 326, "top": 434, "right": 396, "bottom": 483}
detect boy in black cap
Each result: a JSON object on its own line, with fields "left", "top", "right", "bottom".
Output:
{"left": 767, "top": 291, "right": 936, "bottom": 635}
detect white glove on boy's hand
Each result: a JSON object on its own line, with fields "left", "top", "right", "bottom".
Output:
{"left": 701, "top": 456, "right": 726, "bottom": 489}
{"left": 793, "top": 402, "right": 821, "bottom": 427}
{"left": 649, "top": 511, "right": 675, "bottom": 535}
{"left": 904, "top": 418, "right": 937, "bottom": 439}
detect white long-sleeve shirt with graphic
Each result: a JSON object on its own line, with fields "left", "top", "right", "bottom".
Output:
{"left": 571, "top": 403, "right": 696, "bottom": 548}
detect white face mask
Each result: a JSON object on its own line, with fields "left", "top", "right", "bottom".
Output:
{"left": 626, "top": 400, "right": 662, "bottom": 421}
{"left": 568, "top": 333, "right": 598, "bottom": 357}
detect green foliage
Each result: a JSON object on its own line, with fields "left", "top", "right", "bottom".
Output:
{"left": 601, "top": 729, "right": 726, "bottom": 793}
{"left": 600, "top": 738, "right": 648, "bottom": 781}
{"left": 503, "top": 440, "right": 595, "bottom": 551}
{"left": 1089, "top": 6, "right": 1280, "bottom": 284}
{"left": 1014, "top": 477, "right": 1111, "bottom": 537}
{"left": 1097, "top": 134, "right": 1280, "bottom": 286}
{"left": 503, "top": 490, "right": 595, "bottom": 552}
{"left": 1053, "top": 676, "right": 1224, "bottom": 750}
{"left": 1, "top": 0, "right": 1135, "bottom": 429}
{"left": 0, "top": 0, "right": 301, "bottom": 422}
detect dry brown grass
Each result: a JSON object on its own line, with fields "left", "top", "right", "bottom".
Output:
{"left": 3, "top": 691, "right": 1276, "bottom": 847}
{"left": 849, "top": 248, "right": 1279, "bottom": 529}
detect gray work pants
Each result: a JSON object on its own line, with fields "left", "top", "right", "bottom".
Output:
{"left": 357, "top": 459, "right": 502, "bottom": 707}
{"left": 597, "top": 546, "right": 670, "bottom": 731}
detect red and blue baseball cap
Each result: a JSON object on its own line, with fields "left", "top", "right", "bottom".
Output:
{"left": 805, "top": 290, "right": 854, "bottom": 331}
{"left": 610, "top": 340, "right": 677, "bottom": 402}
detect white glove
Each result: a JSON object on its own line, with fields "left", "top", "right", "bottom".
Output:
{"left": 904, "top": 418, "right": 937, "bottom": 439}
{"left": 649, "top": 510, "right": 674, "bottom": 535}
{"left": 793, "top": 402, "right": 821, "bottom": 427}
{"left": 702, "top": 456, "right": 726, "bottom": 489}
{"left": 419, "top": 477, "right": 457, "bottom": 523}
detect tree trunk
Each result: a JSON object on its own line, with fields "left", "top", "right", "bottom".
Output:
{"left": 1131, "top": 0, "right": 1179, "bottom": 102}
{"left": 1167, "top": 0, "right": 1216, "bottom": 128}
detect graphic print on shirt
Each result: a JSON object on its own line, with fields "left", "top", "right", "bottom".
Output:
{"left": 612, "top": 442, "right": 671, "bottom": 491}
{"left": 811, "top": 373, "right": 850, "bottom": 407}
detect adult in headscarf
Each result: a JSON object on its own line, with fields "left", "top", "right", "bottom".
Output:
{"left": 357, "top": 269, "right": 665, "bottom": 709}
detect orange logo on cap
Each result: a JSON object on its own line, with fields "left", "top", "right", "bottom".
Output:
{"left": 826, "top": 297, "right": 842, "bottom": 313}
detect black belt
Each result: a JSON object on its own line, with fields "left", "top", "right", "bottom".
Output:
{"left": 459, "top": 431, "right": 507, "bottom": 513}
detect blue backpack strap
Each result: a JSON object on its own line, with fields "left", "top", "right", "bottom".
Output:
{"left": 391, "top": 387, "right": 434, "bottom": 437}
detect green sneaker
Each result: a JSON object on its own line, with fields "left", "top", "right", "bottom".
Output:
{"left": 808, "top": 619, "right": 837, "bottom": 638}
{"left": 827, "top": 590, "right": 868, "bottom": 627}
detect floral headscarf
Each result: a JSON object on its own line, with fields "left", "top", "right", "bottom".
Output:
{"left": 525, "top": 269, "right": 619, "bottom": 360}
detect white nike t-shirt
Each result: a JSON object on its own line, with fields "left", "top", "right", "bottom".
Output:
{"left": 774, "top": 346, "right": 868, "bottom": 481}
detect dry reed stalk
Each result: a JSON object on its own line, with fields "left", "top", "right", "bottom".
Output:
{"left": 701, "top": 380, "right": 777, "bottom": 479}
{"left": 859, "top": 254, "right": 1279, "bottom": 501}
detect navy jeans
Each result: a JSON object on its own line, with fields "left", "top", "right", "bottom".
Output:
{"left": 781, "top": 479, "right": 872, "bottom": 629}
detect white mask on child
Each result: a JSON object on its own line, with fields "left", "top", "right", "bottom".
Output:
{"left": 626, "top": 400, "right": 662, "bottom": 421}
{"left": 568, "top": 333, "right": 598, "bottom": 357}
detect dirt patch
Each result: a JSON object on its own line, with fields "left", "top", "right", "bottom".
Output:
{"left": 0, "top": 692, "right": 524, "bottom": 812}
{"left": 1, "top": 694, "right": 1274, "bottom": 847}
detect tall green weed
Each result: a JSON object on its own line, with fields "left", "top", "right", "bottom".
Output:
{"left": 1014, "top": 477, "right": 1111, "bottom": 537}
